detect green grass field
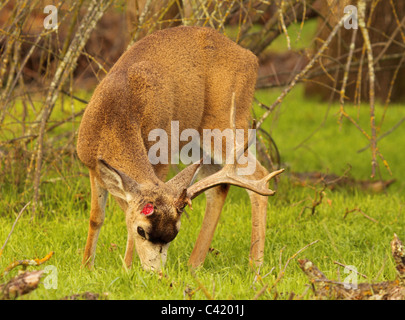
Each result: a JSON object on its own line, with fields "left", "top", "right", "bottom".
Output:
{"left": 0, "top": 84, "right": 404, "bottom": 300}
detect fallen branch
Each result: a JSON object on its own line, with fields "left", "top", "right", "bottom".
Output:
{"left": 61, "top": 292, "right": 109, "bottom": 300}
{"left": 0, "top": 270, "right": 44, "bottom": 300}
{"left": 391, "top": 233, "right": 405, "bottom": 282}
{"left": 299, "top": 234, "right": 405, "bottom": 300}
{"left": 1, "top": 251, "right": 54, "bottom": 278}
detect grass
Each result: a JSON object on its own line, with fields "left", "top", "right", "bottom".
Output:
{"left": 0, "top": 84, "right": 405, "bottom": 300}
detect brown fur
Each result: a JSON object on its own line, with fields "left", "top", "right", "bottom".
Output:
{"left": 77, "top": 26, "right": 264, "bottom": 270}
{"left": 77, "top": 26, "right": 258, "bottom": 181}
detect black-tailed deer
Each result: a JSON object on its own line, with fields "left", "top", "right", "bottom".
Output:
{"left": 77, "top": 26, "right": 283, "bottom": 271}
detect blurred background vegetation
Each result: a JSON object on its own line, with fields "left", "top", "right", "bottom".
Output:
{"left": 1, "top": 0, "right": 404, "bottom": 215}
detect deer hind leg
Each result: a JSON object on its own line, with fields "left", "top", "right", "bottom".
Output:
{"left": 188, "top": 164, "right": 230, "bottom": 268}
{"left": 82, "top": 169, "right": 108, "bottom": 268}
{"left": 244, "top": 159, "right": 271, "bottom": 267}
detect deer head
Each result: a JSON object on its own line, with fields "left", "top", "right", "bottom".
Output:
{"left": 97, "top": 159, "right": 200, "bottom": 271}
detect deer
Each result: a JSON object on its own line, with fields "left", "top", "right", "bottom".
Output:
{"left": 76, "top": 26, "right": 284, "bottom": 271}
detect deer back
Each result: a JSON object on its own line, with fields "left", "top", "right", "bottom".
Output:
{"left": 77, "top": 26, "right": 258, "bottom": 182}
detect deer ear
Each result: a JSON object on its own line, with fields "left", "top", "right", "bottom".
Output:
{"left": 97, "top": 159, "right": 138, "bottom": 201}
{"left": 166, "top": 161, "right": 201, "bottom": 195}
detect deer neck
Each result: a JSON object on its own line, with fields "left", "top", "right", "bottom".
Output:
{"left": 99, "top": 123, "right": 162, "bottom": 186}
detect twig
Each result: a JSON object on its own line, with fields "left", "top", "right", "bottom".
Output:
{"left": 252, "top": 283, "right": 269, "bottom": 300}
{"left": 358, "top": 0, "right": 377, "bottom": 178}
{"left": 31, "top": 0, "right": 113, "bottom": 217}
{"left": 296, "top": 165, "right": 351, "bottom": 218}
{"left": 1, "top": 251, "right": 54, "bottom": 278}
{"left": 270, "top": 240, "right": 320, "bottom": 291}
{"left": 357, "top": 116, "right": 405, "bottom": 153}
{"left": 338, "top": 25, "right": 358, "bottom": 125}
{"left": 61, "top": 90, "right": 89, "bottom": 105}
{"left": 127, "top": 0, "right": 153, "bottom": 48}
{"left": 256, "top": 10, "right": 352, "bottom": 129}
{"left": 298, "top": 183, "right": 327, "bottom": 218}
{"left": 0, "top": 202, "right": 31, "bottom": 259}
{"left": 334, "top": 261, "right": 368, "bottom": 279}
{"left": 343, "top": 207, "right": 378, "bottom": 224}
{"left": 278, "top": 0, "right": 291, "bottom": 50}
{"left": 190, "top": 269, "right": 214, "bottom": 300}
{"left": 377, "top": 51, "right": 405, "bottom": 134}
{"left": 256, "top": 51, "right": 405, "bottom": 90}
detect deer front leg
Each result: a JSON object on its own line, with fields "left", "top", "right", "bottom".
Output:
{"left": 188, "top": 183, "right": 229, "bottom": 268}
{"left": 188, "top": 164, "right": 230, "bottom": 268}
{"left": 111, "top": 196, "right": 134, "bottom": 269}
{"left": 123, "top": 204, "right": 135, "bottom": 269}
{"left": 82, "top": 170, "right": 108, "bottom": 268}
{"left": 124, "top": 232, "right": 135, "bottom": 268}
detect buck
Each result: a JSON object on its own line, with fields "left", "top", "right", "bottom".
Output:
{"left": 77, "top": 26, "right": 283, "bottom": 271}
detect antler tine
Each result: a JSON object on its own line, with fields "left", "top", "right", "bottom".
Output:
{"left": 264, "top": 168, "right": 285, "bottom": 182}
{"left": 186, "top": 165, "right": 284, "bottom": 200}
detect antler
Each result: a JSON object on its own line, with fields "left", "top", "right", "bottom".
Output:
{"left": 186, "top": 93, "right": 284, "bottom": 201}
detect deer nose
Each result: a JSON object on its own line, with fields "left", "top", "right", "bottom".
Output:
{"left": 142, "top": 260, "right": 161, "bottom": 272}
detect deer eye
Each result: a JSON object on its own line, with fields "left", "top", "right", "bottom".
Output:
{"left": 137, "top": 226, "right": 146, "bottom": 238}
